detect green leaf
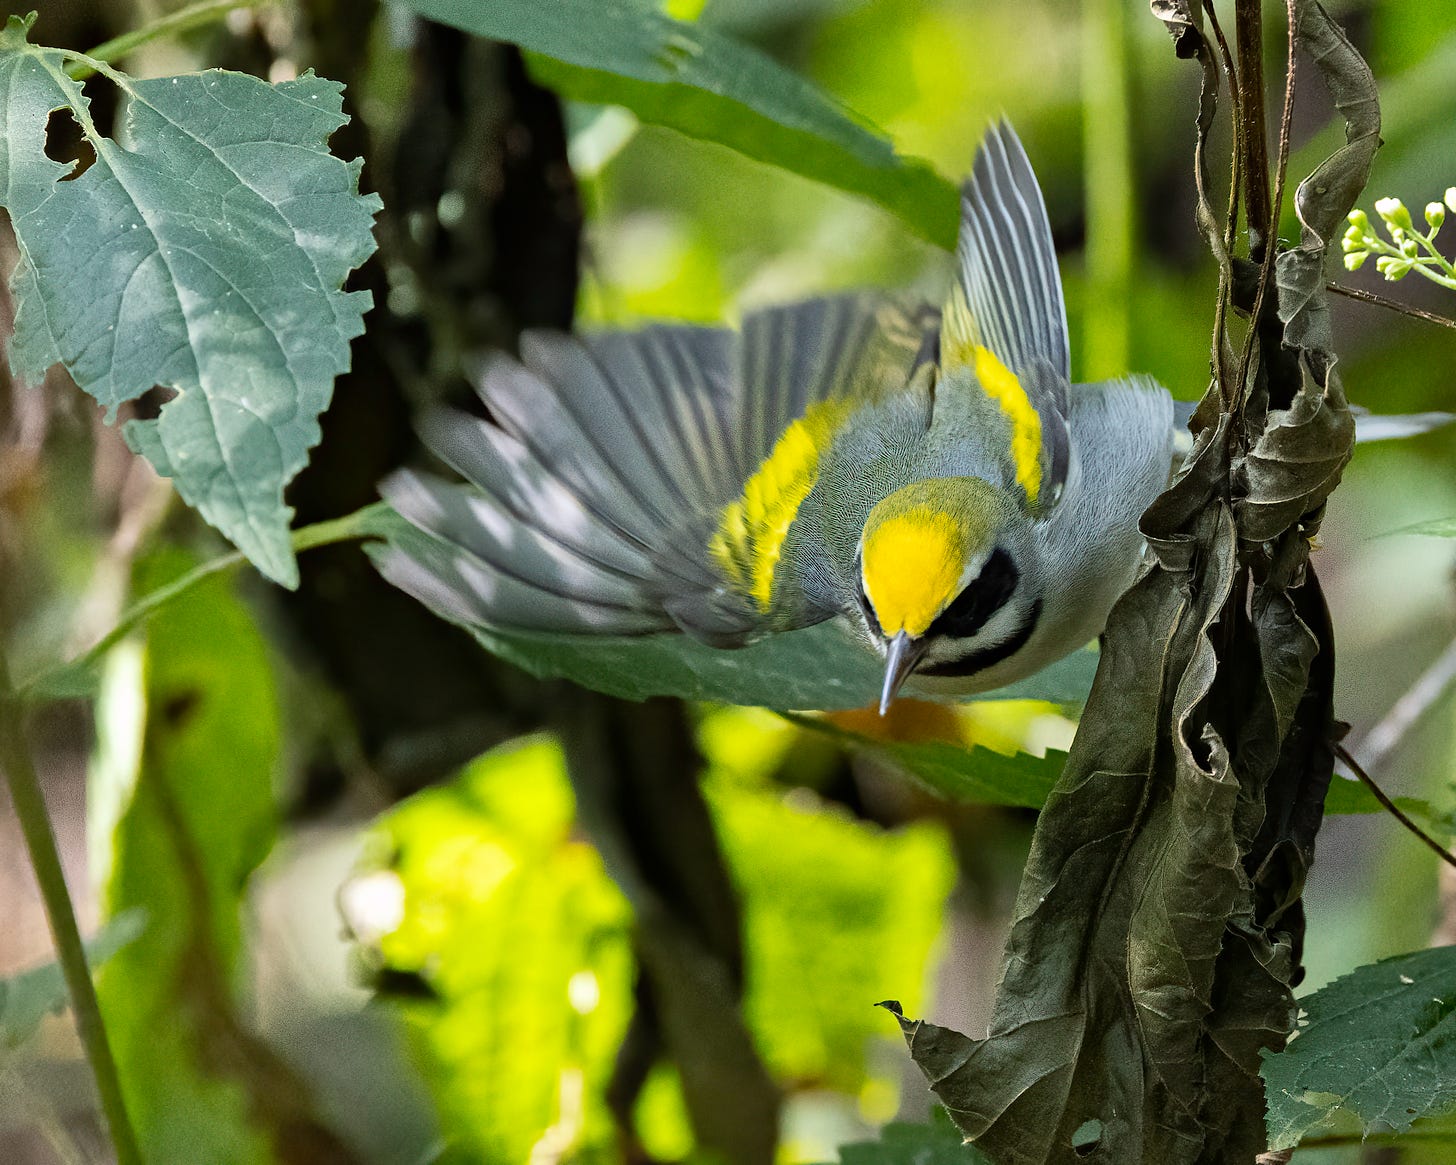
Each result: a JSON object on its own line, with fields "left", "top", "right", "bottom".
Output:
{"left": 708, "top": 774, "right": 955, "bottom": 1091}
{"left": 92, "top": 547, "right": 341, "bottom": 1163}
{"left": 356, "top": 737, "right": 635, "bottom": 1164}
{"left": 396, "top": 0, "right": 959, "bottom": 248}
{"left": 826, "top": 1113, "right": 994, "bottom": 1165}
{"left": 786, "top": 713, "right": 1066, "bottom": 808}
{"left": 1263, "top": 946, "right": 1456, "bottom": 1149}
{"left": 0, "top": 910, "right": 146, "bottom": 1051}
{"left": 370, "top": 522, "right": 1096, "bottom": 710}
{"left": 792, "top": 716, "right": 1410, "bottom": 817}
{"left": 0, "top": 16, "right": 380, "bottom": 586}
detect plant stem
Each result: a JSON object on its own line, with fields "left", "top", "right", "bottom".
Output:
{"left": 1326, "top": 281, "right": 1456, "bottom": 329}
{"left": 0, "top": 645, "right": 143, "bottom": 1165}
{"left": 1233, "top": 0, "right": 1272, "bottom": 260}
{"left": 19, "top": 501, "right": 391, "bottom": 703}
{"left": 1353, "top": 633, "right": 1456, "bottom": 776}
{"left": 67, "top": 0, "right": 273, "bottom": 80}
{"left": 1337, "top": 743, "right": 1456, "bottom": 873}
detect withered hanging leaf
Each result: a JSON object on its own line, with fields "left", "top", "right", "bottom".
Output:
{"left": 892, "top": 4, "right": 1371, "bottom": 1161}
{"left": 1149, "top": 0, "right": 1204, "bottom": 58}
{"left": 1274, "top": 2, "right": 1381, "bottom": 360}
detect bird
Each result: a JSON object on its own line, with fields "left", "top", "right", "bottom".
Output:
{"left": 378, "top": 121, "right": 1176, "bottom": 715}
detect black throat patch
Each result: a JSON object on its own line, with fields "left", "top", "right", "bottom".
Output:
{"left": 919, "top": 598, "right": 1043, "bottom": 678}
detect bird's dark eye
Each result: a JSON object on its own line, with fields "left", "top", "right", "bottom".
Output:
{"left": 927, "top": 548, "right": 1018, "bottom": 639}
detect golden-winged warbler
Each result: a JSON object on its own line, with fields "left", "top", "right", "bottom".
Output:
{"left": 380, "top": 122, "right": 1175, "bottom": 714}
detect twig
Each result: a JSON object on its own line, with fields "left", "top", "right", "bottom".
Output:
{"left": 1336, "top": 743, "right": 1456, "bottom": 873}
{"left": 0, "top": 645, "right": 143, "bottom": 1165}
{"left": 1233, "top": 0, "right": 1298, "bottom": 403}
{"left": 1326, "top": 281, "right": 1456, "bottom": 329}
{"left": 1234, "top": 0, "right": 1273, "bottom": 260}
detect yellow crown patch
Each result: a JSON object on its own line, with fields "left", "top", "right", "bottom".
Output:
{"left": 860, "top": 478, "right": 1002, "bottom": 639}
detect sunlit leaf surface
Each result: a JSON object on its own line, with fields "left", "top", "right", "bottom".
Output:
{"left": 359, "top": 716, "right": 957, "bottom": 1155}
{"left": 365, "top": 738, "right": 636, "bottom": 1163}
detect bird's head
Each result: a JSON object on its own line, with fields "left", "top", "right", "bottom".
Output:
{"left": 855, "top": 477, "right": 1038, "bottom": 714}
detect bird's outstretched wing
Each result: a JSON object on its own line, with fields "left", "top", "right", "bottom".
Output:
{"left": 378, "top": 293, "right": 925, "bottom": 645}
{"left": 935, "top": 120, "right": 1074, "bottom": 512}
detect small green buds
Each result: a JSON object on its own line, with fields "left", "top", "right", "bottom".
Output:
{"left": 1375, "top": 196, "right": 1413, "bottom": 235}
{"left": 1376, "top": 254, "right": 1413, "bottom": 280}
{"left": 1343, "top": 188, "right": 1456, "bottom": 293}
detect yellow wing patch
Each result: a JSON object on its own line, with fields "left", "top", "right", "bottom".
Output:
{"left": 709, "top": 399, "right": 851, "bottom": 612}
{"left": 973, "top": 346, "right": 1042, "bottom": 505}
{"left": 940, "top": 286, "right": 1044, "bottom": 505}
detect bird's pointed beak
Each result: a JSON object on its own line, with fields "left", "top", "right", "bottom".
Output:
{"left": 879, "top": 632, "right": 927, "bottom": 716}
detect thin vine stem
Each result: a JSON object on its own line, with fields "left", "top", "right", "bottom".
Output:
{"left": 1336, "top": 742, "right": 1456, "bottom": 873}
{"left": 0, "top": 646, "right": 143, "bottom": 1165}
{"left": 2, "top": 500, "right": 387, "bottom": 1160}
{"left": 65, "top": 0, "right": 275, "bottom": 80}
{"left": 19, "top": 501, "right": 391, "bottom": 703}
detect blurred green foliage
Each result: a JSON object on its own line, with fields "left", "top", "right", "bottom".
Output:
{"left": 355, "top": 712, "right": 954, "bottom": 1160}
{"left": 92, "top": 548, "right": 285, "bottom": 1164}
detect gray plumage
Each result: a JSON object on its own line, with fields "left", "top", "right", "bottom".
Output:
{"left": 379, "top": 121, "right": 1179, "bottom": 704}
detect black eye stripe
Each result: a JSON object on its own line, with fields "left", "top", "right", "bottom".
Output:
{"left": 921, "top": 599, "right": 1041, "bottom": 677}
{"left": 857, "top": 580, "right": 883, "bottom": 637}
{"left": 926, "top": 547, "right": 1019, "bottom": 639}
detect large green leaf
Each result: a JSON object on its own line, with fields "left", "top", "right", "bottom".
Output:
{"left": 792, "top": 714, "right": 1412, "bottom": 817}
{"left": 0, "top": 15, "right": 380, "bottom": 586}
{"left": 370, "top": 521, "right": 1097, "bottom": 710}
{"left": 708, "top": 772, "right": 955, "bottom": 1091}
{"left": 397, "top": 0, "right": 959, "bottom": 248}
{"left": 1263, "top": 946, "right": 1456, "bottom": 1149}
{"left": 92, "top": 548, "right": 344, "bottom": 1163}
{"left": 354, "top": 718, "right": 961, "bottom": 1156}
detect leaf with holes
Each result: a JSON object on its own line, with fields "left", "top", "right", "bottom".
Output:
{"left": 0, "top": 14, "right": 380, "bottom": 586}
{"left": 1263, "top": 946, "right": 1456, "bottom": 1149}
